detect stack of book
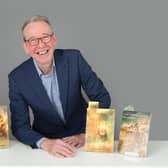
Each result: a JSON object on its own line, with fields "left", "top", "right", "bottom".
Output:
{"left": 84, "top": 103, "right": 152, "bottom": 157}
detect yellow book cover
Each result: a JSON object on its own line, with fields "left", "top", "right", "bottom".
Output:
{"left": 84, "top": 102, "right": 115, "bottom": 152}
{"left": 0, "top": 106, "right": 9, "bottom": 148}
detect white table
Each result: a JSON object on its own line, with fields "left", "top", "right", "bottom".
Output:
{"left": 0, "top": 140, "right": 167, "bottom": 167}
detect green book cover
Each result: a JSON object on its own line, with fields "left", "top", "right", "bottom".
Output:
{"left": 118, "top": 110, "right": 151, "bottom": 157}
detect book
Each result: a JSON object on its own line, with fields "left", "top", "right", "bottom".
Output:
{"left": 84, "top": 101, "right": 115, "bottom": 152}
{"left": 118, "top": 110, "right": 152, "bottom": 157}
{"left": 0, "top": 105, "right": 9, "bottom": 148}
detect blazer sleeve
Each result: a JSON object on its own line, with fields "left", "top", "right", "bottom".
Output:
{"left": 8, "top": 74, "right": 43, "bottom": 148}
{"left": 77, "top": 51, "right": 111, "bottom": 108}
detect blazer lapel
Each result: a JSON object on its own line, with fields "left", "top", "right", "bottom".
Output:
{"left": 54, "top": 50, "right": 68, "bottom": 120}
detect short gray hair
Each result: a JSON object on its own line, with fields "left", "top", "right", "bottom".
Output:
{"left": 22, "top": 15, "right": 52, "bottom": 32}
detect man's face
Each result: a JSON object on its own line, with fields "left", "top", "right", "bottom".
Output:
{"left": 23, "top": 21, "right": 57, "bottom": 66}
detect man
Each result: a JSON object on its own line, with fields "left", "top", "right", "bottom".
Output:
{"left": 8, "top": 15, "right": 111, "bottom": 158}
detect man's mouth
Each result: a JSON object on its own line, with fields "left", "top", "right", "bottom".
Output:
{"left": 36, "top": 49, "right": 49, "bottom": 56}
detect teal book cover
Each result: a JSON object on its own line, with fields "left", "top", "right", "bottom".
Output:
{"left": 118, "top": 110, "right": 151, "bottom": 157}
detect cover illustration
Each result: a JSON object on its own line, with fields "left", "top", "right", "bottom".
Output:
{"left": 118, "top": 110, "right": 151, "bottom": 157}
{"left": 84, "top": 102, "right": 115, "bottom": 152}
{"left": 0, "top": 106, "right": 9, "bottom": 148}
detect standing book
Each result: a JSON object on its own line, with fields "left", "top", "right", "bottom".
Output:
{"left": 118, "top": 110, "right": 152, "bottom": 157}
{"left": 84, "top": 102, "right": 115, "bottom": 152}
{"left": 0, "top": 105, "right": 9, "bottom": 148}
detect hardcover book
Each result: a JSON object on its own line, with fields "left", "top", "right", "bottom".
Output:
{"left": 84, "top": 102, "right": 115, "bottom": 152}
{"left": 118, "top": 110, "right": 151, "bottom": 157}
{"left": 0, "top": 106, "right": 9, "bottom": 148}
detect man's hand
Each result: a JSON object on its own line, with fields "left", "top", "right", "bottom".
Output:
{"left": 62, "top": 133, "right": 85, "bottom": 148}
{"left": 40, "top": 138, "right": 75, "bottom": 158}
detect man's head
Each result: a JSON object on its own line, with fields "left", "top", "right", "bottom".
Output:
{"left": 22, "top": 15, "right": 57, "bottom": 67}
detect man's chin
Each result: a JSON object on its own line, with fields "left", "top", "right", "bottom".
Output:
{"left": 34, "top": 57, "right": 52, "bottom": 65}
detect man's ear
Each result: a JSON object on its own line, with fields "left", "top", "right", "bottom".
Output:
{"left": 22, "top": 42, "right": 29, "bottom": 55}
{"left": 53, "top": 32, "right": 57, "bottom": 39}
{"left": 53, "top": 32, "right": 58, "bottom": 46}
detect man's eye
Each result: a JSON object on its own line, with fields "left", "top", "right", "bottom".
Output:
{"left": 30, "top": 39, "right": 37, "bottom": 42}
{"left": 43, "top": 36, "right": 50, "bottom": 41}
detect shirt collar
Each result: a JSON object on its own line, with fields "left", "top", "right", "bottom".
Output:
{"left": 33, "top": 59, "right": 56, "bottom": 77}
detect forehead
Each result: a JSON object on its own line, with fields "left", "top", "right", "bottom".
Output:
{"left": 23, "top": 21, "right": 52, "bottom": 38}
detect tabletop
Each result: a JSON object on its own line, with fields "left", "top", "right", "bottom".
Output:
{"left": 0, "top": 140, "right": 168, "bottom": 167}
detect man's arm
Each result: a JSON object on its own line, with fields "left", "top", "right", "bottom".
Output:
{"left": 9, "top": 74, "right": 76, "bottom": 157}
{"left": 8, "top": 75, "right": 43, "bottom": 148}
{"left": 78, "top": 51, "right": 111, "bottom": 108}
{"left": 59, "top": 51, "right": 111, "bottom": 149}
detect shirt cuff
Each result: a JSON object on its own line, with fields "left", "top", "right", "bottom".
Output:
{"left": 36, "top": 137, "right": 46, "bottom": 148}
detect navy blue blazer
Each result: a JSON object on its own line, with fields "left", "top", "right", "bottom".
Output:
{"left": 8, "top": 49, "right": 111, "bottom": 148}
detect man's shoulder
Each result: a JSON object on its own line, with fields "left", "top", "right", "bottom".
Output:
{"left": 55, "top": 49, "right": 81, "bottom": 58}
{"left": 54, "top": 49, "right": 83, "bottom": 65}
{"left": 55, "top": 49, "right": 80, "bottom": 54}
{"left": 8, "top": 58, "right": 32, "bottom": 78}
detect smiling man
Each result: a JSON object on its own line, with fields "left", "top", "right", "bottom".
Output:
{"left": 8, "top": 15, "right": 111, "bottom": 158}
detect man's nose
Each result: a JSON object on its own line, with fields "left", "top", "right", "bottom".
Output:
{"left": 38, "top": 38, "right": 45, "bottom": 47}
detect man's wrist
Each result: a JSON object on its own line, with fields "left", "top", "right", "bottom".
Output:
{"left": 36, "top": 137, "right": 46, "bottom": 149}
{"left": 40, "top": 138, "right": 52, "bottom": 151}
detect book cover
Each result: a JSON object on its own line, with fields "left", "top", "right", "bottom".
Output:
{"left": 84, "top": 102, "right": 115, "bottom": 152}
{"left": 0, "top": 106, "right": 9, "bottom": 148}
{"left": 118, "top": 110, "right": 151, "bottom": 157}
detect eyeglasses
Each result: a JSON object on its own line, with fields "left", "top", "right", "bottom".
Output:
{"left": 24, "top": 33, "right": 54, "bottom": 46}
